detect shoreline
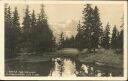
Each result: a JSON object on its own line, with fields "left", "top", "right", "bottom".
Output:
{"left": 5, "top": 49, "right": 123, "bottom": 69}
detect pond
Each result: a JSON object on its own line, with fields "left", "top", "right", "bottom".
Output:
{"left": 5, "top": 57, "right": 123, "bottom": 77}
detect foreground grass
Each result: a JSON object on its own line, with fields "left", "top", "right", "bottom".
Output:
{"left": 78, "top": 49, "right": 123, "bottom": 69}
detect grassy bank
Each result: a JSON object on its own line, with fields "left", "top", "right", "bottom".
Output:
{"left": 78, "top": 49, "right": 123, "bottom": 69}
{"left": 6, "top": 48, "right": 123, "bottom": 69}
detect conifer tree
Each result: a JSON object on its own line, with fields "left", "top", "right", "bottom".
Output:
{"left": 116, "top": 29, "right": 123, "bottom": 51}
{"left": 118, "top": 16, "right": 124, "bottom": 51}
{"left": 118, "top": 29, "right": 123, "bottom": 50}
{"left": 59, "top": 32, "right": 65, "bottom": 49}
{"left": 12, "top": 7, "right": 21, "bottom": 51}
{"left": 92, "top": 6, "right": 102, "bottom": 51}
{"left": 5, "top": 5, "right": 21, "bottom": 58}
{"left": 30, "top": 10, "right": 37, "bottom": 33}
{"left": 111, "top": 25, "right": 118, "bottom": 49}
{"left": 30, "top": 10, "right": 37, "bottom": 51}
{"left": 36, "top": 5, "right": 53, "bottom": 52}
{"left": 52, "top": 36, "right": 57, "bottom": 52}
{"left": 22, "top": 5, "right": 31, "bottom": 48}
{"left": 70, "top": 36, "right": 75, "bottom": 48}
{"left": 82, "top": 4, "right": 102, "bottom": 53}
{"left": 75, "top": 21, "right": 84, "bottom": 50}
{"left": 5, "top": 4, "right": 13, "bottom": 58}
{"left": 82, "top": 4, "right": 94, "bottom": 51}
{"left": 101, "top": 23, "right": 110, "bottom": 49}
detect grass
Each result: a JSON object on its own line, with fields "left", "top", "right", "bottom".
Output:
{"left": 78, "top": 48, "right": 123, "bottom": 69}
{"left": 6, "top": 48, "right": 123, "bottom": 69}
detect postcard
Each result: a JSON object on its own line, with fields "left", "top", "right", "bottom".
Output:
{"left": 0, "top": 0, "right": 127, "bottom": 80}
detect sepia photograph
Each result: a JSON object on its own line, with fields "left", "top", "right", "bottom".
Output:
{"left": 1, "top": 1, "right": 127, "bottom": 80}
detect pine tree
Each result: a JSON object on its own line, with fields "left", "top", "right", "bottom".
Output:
{"left": 75, "top": 21, "right": 84, "bottom": 50}
{"left": 118, "top": 16, "right": 124, "bottom": 51}
{"left": 70, "top": 36, "right": 75, "bottom": 48}
{"left": 36, "top": 4, "right": 53, "bottom": 52}
{"left": 82, "top": 4, "right": 102, "bottom": 53}
{"left": 22, "top": 5, "right": 31, "bottom": 48}
{"left": 23, "top": 5, "right": 31, "bottom": 33}
{"left": 52, "top": 36, "right": 57, "bottom": 52}
{"left": 63, "top": 37, "right": 69, "bottom": 48}
{"left": 92, "top": 6, "right": 102, "bottom": 51}
{"left": 30, "top": 10, "right": 37, "bottom": 33}
{"left": 101, "top": 23, "right": 110, "bottom": 49}
{"left": 116, "top": 32, "right": 120, "bottom": 49}
{"left": 5, "top": 5, "right": 21, "bottom": 58}
{"left": 59, "top": 32, "right": 65, "bottom": 49}
{"left": 118, "top": 29, "right": 123, "bottom": 50}
{"left": 5, "top": 4, "right": 13, "bottom": 58}
{"left": 11, "top": 7, "right": 21, "bottom": 51}
{"left": 111, "top": 25, "right": 118, "bottom": 49}
{"left": 82, "top": 4, "right": 94, "bottom": 52}
{"left": 30, "top": 10, "right": 37, "bottom": 51}
{"left": 63, "top": 35, "right": 75, "bottom": 48}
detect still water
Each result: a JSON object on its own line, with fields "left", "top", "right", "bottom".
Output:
{"left": 5, "top": 57, "right": 122, "bottom": 77}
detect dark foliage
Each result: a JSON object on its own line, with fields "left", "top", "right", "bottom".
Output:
{"left": 75, "top": 4, "right": 102, "bottom": 53}
{"left": 5, "top": 4, "right": 124, "bottom": 59}
{"left": 5, "top": 4, "right": 56, "bottom": 58}
{"left": 5, "top": 5, "right": 21, "bottom": 58}
{"left": 101, "top": 23, "right": 110, "bottom": 49}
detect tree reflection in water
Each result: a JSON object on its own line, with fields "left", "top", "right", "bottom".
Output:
{"left": 6, "top": 57, "right": 122, "bottom": 77}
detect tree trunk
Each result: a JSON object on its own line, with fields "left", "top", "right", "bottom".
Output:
{"left": 93, "top": 48, "right": 95, "bottom": 55}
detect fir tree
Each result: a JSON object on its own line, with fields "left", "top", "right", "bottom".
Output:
{"left": 5, "top": 4, "right": 13, "bottom": 58}
{"left": 5, "top": 5, "right": 21, "bottom": 58}
{"left": 12, "top": 7, "right": 21, "bottom": 50}
{"left": 118, "top": 16, "right": 124, "bottom": 51}
{"left": 75, "top": 21, "right": 84, "bottom": 50}
{"left": 118, "top": 29, "right": 123, "bottom": 50}
{"left": 101, "top": 23, "right": 110, "bottom": 49}
{"left": 92, "top": 6, "right": 102, "bottom": 51}
{"left": 64, "top": 36, "right": 75, "bottom": 48}
{"left": 30, "top": 10, "right": 37, "bottom": 33}
{"left": 22, "top": 5, "right": 31, "bottom": 48}
{"left": 36, "top": 4, "right": 53, "bottom": 52}
{"left": 52, "top": 36, "right": 57, "bottom": 52}
{"left": 82, "top": 4, "right": 102, "bottom": 53}
{"left": 82, "top": 4, "right": 94, "bottom": 51}
{"left": 111, "top": 25, "right": 118, "bottom": 49}
{"left": 30, "top": 10, "right": 37, "bottom": 51}
{"left": 59, "top": 32, "right": 65, "bottom": 49}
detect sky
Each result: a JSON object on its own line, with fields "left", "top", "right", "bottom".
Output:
{"left": 9, "top": 3, "right": 124, "bottom": 38}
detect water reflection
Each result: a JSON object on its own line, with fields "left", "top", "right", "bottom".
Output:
{"left": 6, "top": 57, "right": 122, "bottom": 77}
{"left": 75, "top": 62, "right": 95, "bottom": 76}
{"left": 50, "top": 58, "right": 76, "bottom": 77}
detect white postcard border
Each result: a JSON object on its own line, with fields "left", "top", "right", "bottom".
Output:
{"left": 0, "top": 1, "right": 127, "bottom": 80}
